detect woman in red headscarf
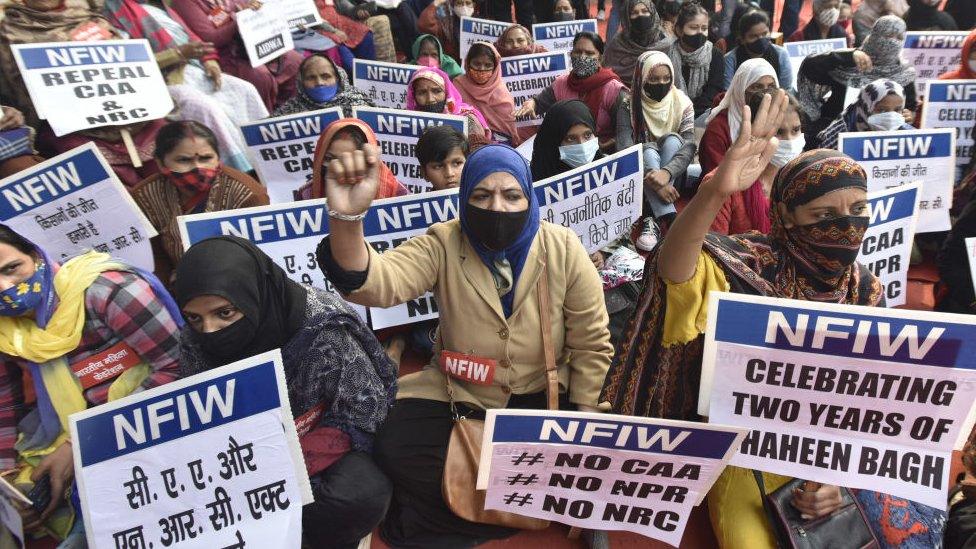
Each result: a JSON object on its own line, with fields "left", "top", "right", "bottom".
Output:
{"left": 308, "top": 119, "right": 409, "bottom": 200}
{"left": 940, "top": 28, "right": 976, "bottom": 81}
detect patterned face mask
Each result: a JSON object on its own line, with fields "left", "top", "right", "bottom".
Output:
{"left": 162, "top": 165, "right": 220, "bottom": 193}
{"left": 0, "top": 262, "right": 47, "bottom": 316}
{"left": 570, "top": 55, "right": 599, "bottom": 78}
{"left": 467, "top": 67, "right": 493, "bottom": 85}
{"left": 790, "top": 215, "right": 869, "bottom": 278}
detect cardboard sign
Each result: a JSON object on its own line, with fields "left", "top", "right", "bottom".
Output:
{"left": 71, "top": 350, "right": 313, "bottom": 549}
{"left": 476, "top": 410, "right": 747, "bottom": 547}
{"left": 903, "top": 31, "right": 968, "bottom": 96}
{"left": 700, "top": 292, "right": 976, "bottom": 508}
{"left": 459, "top": 16, "right": 508, "bottom": 63}
{"left": 240, "top": 108, "right": 343, "bottom": 203}
{"left": 921, "top": 79, "right": 976, "bottom": 185}
{"left": 857, "top": 182, "right": 921, "bottom": 307}
{"left": 500, "top": 52, "right": 570, "bottom": 131}
{"left": 266, "top": 0, "right": 324, "bottom": 30}
{"left": 351, "top": 59, "right": 418, "bottom": 110}
{"left": 785, "top": 37, "right": 847, "bottom": 89}
{"left": 236, "top": 4, "right": 294, "bottom": 67}
{"left": 10, "top": 40, "right": 173, "bottom": 137}
{"left": 531, "top": 19, "right": 598, "bottom": 54}
{"left": 0, "top": 143, "right": 157, "bottom": 270}
{"left": 838, "top": 128, "right": 955, "bottom": 233}
{"left": 0, "top": 477, "right": 26, "bottom": 549}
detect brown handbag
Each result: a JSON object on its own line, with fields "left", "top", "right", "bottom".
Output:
{"left": 441, "top": 266, "right": 557, "bottom": 530}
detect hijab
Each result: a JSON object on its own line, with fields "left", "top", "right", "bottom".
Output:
{"left": 940, "top": 28, "right": 976, "bottom": 81}
{"left": 409, "top": 34, "right": 463, "bottom": 79}
{"left": 817, "top": 78, "right": 906, "bottom": 149}
{"left": 405, "top": 66, "right": 491, "bottom": 131}
{"left": 603, "top": 0, "right": 668, "bottom": 88}
{"left": 454, "top": 42, "right": 521, "bottom": 145}
{"left": 830, "top": 16, "right": 915, "bottom": 88}
{"left": 566, "top": 55, "right": 622, "bottom": 126}
{"left": 273, "top": 54, "right": 375, "bottom": 117}
{"left": 310, "top": 118, "right": 408, "bottom": 200}
{"left": 174, "top": 236, "right": 307, "bottom": 364}
{"left": 707, "top": 58, "right": 778, "bottom": 141}
{"left": 495, "top": 24, "right": 546, "bottom": 57}
{"left": 530, "top": 99, "right": 595, "bottom": 181}
{"left": 459, "top": 144, "right": 540, "bottom": 317}
{"left": 631, "top": 51, "right": 693, "bottom": 142}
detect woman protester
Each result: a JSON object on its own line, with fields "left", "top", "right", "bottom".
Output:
{"left": 410, "top": 34, "right": 463, "bottom": 78}
{"left": 601, "top": 91, "right": 945, "bottom": 548}
{"left": 273, "top": 54, "right": 376, "bottom": 117}
{"left": 133, "top": 121, "right": 269, "bottom": 285}
{"left": 406, "top": 67, "right": 492, "bottom": 149}
{"left": 175, "top": 236, "right": 397, "bottom": 549}
{"left": 0, "top": 226, "right": 181, "bottom": 544}
{"left": 787, "top": 0, "right": 850, "bottom": 44}
{"left": 313, "top": 0, "right": 378, "bottom": 70}
{"left": 854, "top": 0, "right": 908, "bottom": 45}
{"left": 454, "top": 43, "right": 521, "bottom": 146}
{"left": 315, "top": 142, "right": 613, "bottom": 547}
{"left": 723, "top": 9, "right": 794, "bottom": 91}
{"left": 531, "top": 99, "right": 602, "bottom": 181}
{"left": 495, "top": 24, "right": 546, "bottom": 58}
{"left": 939, "top": 28, "right": 976, "bottom": 81}
{"left": 661, "top": 1, "right": 726, "bottom": 119}
{"left": 517, "top": 32, "right": 628, "bottom": 150}
{"left": 305, "top": 118, "right": 408, "bottom": 200}
{"left": 603, "top": 0, "right": 670, "bottom": 88}
{"left": 815, "top": 79, "right": 914, "bottom": 150}
{"left": 418, "top": 0, "right": 476, "bottom": 61}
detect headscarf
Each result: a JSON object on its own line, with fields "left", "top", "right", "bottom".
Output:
{"left": 405, "top": 66, "right": 491, "bottom": 131}
{"left": 940, "top": 28, "right": 976, "bottom": 80}
{"left": 602, "top": 0, "right": 668, "bottom": 88}
{"left": 495, "top": 24, "right": 546, "bottom": 57}
{"left": 631, "top": 51, "right": 693, "bottom": 142}
{"left": 530, "top": 99, "right": 595, "bottom": 181}
{"left": 830, "top": 16, "right": 915, "bottom": 88}
{"left": 459, "top": 144, "right": 540, "bottom": 317}
{"left": 706, "top": 58, "right": 778, "bottom": 141}
{"left": 174, "top": 236, "right": 307, "bottom": 364}
{"left": 662, "top": 35, "right": 714, "bottom": 100}
{"left": 904, "top": 0, "right": 953, "bottom": 31}
{"left": 454, "top": 42, "right": 521, "bottom": 145}
{"left": 817, "top": 79, "right": 906, "bottom": 149}
{"left": 273, "top": 54, "right": 375, "bottom": 117}
{"left": 310, "top": 118, "right": 408, "bottom": 199}
{"left": 565, "top": 57, "right": 623, "bottom": 127}
{"left": 409, "top": 34, "right": 463, "bottom": 79}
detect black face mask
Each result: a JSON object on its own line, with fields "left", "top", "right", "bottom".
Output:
{"left": 552, "top": 11, "right": 574, "bottom": 21}
{"left": 417, "top": 99, "right": 447, "bottom": 113}
{"left": 680, "top": 32, "right": 706, "bottom": 50}
{"left": 745, "top": 36, "right": 770, "bottom": 55}
{"left": 195, "top": 316, "right": 258, "bottom": 363}
{"left": 630, "top": 15, "right": 653, "bottom": 38}
{"left": 643, "top": 82, "right": 670, "bottom": 102}
{"left": 465, "top": 204, "right": 529, "bottom": 251}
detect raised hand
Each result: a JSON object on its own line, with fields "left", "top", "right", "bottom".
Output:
{"left": 514, "top": 98, "right": 536, "bottom": 119}
{"left": 710, "top": 90, "right": 788, "bottom": 198}
{"left": 324, "top": 143, "right": 380, "bottom": 219}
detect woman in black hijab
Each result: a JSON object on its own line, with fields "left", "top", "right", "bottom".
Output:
{"left": 174, "top": 236, "right": 398, "bottom": 549}
{"left": 531, "top": 99, "right": 602, "bottom": 182}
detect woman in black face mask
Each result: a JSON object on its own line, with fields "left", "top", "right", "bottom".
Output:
{"left": 315, "top": 142, "right": 613, "bottom": 548}
{"left": 406, "top": 67, "right": 493, "bottom": 150}
{"left": 663, "top": 1, "right": 726, "bottom": 118}
{"left": 603, "top": 0, "right": 669, "bottom": 88}
{"left": 723, "top": 8, "right": 794, "bottom": 91}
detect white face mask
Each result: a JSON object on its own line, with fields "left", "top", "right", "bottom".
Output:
{"left": 817, "top": 7, "right": 839, "bottom": 27}
{"left": 454, "top": 5, "right": 474, "bottom": 17}
{"left": 771, "top": 135, "right": 806, "bottom": 168}
{"left": 867, "top": 111, "right": 904, "bottom": 131}
{"left": 558, "top": 137, "right": 599, "bottom": 168}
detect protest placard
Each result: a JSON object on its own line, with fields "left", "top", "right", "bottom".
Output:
{"left": 699, "top": 292, "right": 976, "bottom": 508}
{"left": 921, "top": 79, "right": 976, "bottom": 185}
{"left": 459, "top": 16, "right": 509, "bottom": 63}
{"left": 531, "top": 20, "right": 598, "bottom": 54}
{"left": 352, "top": 59, "right": 418, "bottom": 109}
{"left": 354, "top": 107, "right": 468, "bottom": 193}
{"left": 0, "top": 478, "right": 26, "bottom": 549}
{"left": 501, "top": 52, "right": 569, "bottom": 132}
{"left": 266, "top": 0, "right": 324, "bottom": 30}
{"left": 241, "top": 108, "right": 343, "bottom": 203}
{"left": 236, "top": 4, "right": 294, "bottom": 67}
{"left": 903, "top": 31, "right": 968, "bottom": 96}
{"left": 786, "top": 37, "right": 847, "bottom": 89}
{"left": 475, "top": 410, "right": 747, "bottom": 547}
{"left": 838, "top": 128, "right": 954, "bottom": 233}
{"left": 10, "top": 40, "right": 173, "bottom": 137}
{"left": 0, "top": 143, "right": 156, "bottom": 270}
{"left": 857, "top": 182, "right": 920, "bottom": 307}
{"left": 71, "top": 350, "right": 313, "bottom": 549}
{"left": 966, "top": 237, "right": 976, "bottom": 297}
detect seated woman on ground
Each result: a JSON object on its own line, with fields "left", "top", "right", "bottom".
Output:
{"left": 410, "top": 34, "right": 463, "bottom": 78}
{"left": 406, "top": 67, "right": 492, "bottom": 150}
{"left": 815, "top": 79, "right": 913, "bottom": 150}
{"left": 273, "top": 54, "right": 376, "bottom": 117}
{"left": 454, "top": 42, "right": 522, "bottom": 146}
{"left": 302, "top": 118, "right": 409, "bottom": 200}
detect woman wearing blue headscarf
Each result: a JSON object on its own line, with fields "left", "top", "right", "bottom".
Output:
{"left": 315, "top": 143, "right": 613, "bottom": 547}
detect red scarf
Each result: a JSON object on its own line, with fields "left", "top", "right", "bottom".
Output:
{"left": 566, "top": 68, "right": 620, "bottom": 124}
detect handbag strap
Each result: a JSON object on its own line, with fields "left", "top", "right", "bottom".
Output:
{"left": 536, "top": 264, "right": 559, "bottom": 411}
{"left": 752, "top": 469, "right": 783, "bottom": 548}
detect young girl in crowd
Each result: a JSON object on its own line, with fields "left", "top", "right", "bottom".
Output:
{"left": 454, "top": 43, "right": 521, "bottom": 146}
{"left": 308, "top": 119, "right": 409, "bottom": 200}
{"left": 662, "top": 1, "right": 726, "bottom": 119}
{"left": 410, "top": 34, "right": 463, "bottom": 78}
{"left": 0, "top": 226, "right": 181, "bottom": 544}
{"left": 273, "top": 54, "right": 376, "bottom": 117}
{"left": 315, "top": 142, "right": 613, "bottom": 548}
{"left": 603, "top": 0, "right": 669, "bottom": 88}
{"left": 495, "top": 24, "right": 546, "bottom": 57}
{"left": 175, "top": 236, "right": 397, "bottom": 549}
{"left": 406, "top": 67, "right": 492, "bottom": 149}
{"left": 723, "top": 9, "right": 794, "bottom": 91}
{"left": 531, "top": 99, "right": 602, "bottom": 182}
{"left": 787, "top": 0, "right": 851, "bottom": 44}
{"left": 815, "top": 78, "right": 913, "bottom": 149}
{"left": 133, "top": 121, "right": 269, "bottom": 285}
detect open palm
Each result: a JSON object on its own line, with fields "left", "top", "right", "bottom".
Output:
{"left": 712, "top": 91, "right": 788, "bottom": 196}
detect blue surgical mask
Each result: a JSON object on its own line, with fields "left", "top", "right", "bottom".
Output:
{"left": 558, "top": 137, "right": 599, "bottom": 168}
{"left": 0, "top": 262, "right": 47, "bottom": 317}
{"left": 306, "top": 84, "right": 338, "bottom": 103}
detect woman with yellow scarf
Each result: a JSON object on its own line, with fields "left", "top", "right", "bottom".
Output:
{"left": 0, "top": 225, "right": 182, "bottom": 545}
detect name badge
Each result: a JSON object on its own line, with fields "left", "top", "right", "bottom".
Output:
{"left": 294, "top": 403, "right": 325, "bottom": 437}
{"left": 70, "top": 341, "right": 141, "bottom": 390}
{"left": 208, "top": 6, "right": 232, "bottom": 27}
{"left": 440, "top": 351, "right": 496, "bottom": 386}
{"left": 71, "top": 21, "right": 112, "bottom": 42}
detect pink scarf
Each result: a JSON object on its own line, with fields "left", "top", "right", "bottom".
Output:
{"left": 406, "top": 66, "right": 490, "bottom": 132}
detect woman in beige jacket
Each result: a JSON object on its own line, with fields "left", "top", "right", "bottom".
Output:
{"left": 316, "top": 142, "right": 613, "bottom": 548}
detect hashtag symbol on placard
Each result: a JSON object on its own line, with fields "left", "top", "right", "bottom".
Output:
{"left": 503, "top": 492, "right": 534, "bottom": 506}
{"left": 505, "top": 473, "right": 539, "bottom": 486}
{"left": 510, "top": 452, "right": 544, "bottom": 466}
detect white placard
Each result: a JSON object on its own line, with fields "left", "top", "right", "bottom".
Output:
{"left": 459, "top": 16, "right": 508, "bottom": 63}
{"left": 838, "top": 128, "right": 955, "bottom": 232}
{"left": 352, "top": 59, "right": 418, "bottom": 110}
{"left": 858, "top": 182, "right": 921, "bottom": 307}
{"left": 10, "top": 40, "right": 173, "bottom": 137}
{"left": 71, "top": 350, "right": 313, "bottom": 549}
{"left": 266, "top": 0, "right": 324, "bottom": 30}
{"left": 0, "top": 478, "right": 25, "bottom": 549}
{"left": 531, "top": 19, "right": 598, "bottom": 54}
{"left": 903, "top": 31, "right": 968, "bottom": 96}
{"left": 785, "top": 37, "right": 847, "bottom": 90}
{"left": 0, "top": 143, "right": 157, "bottom": 270}
{"left": 921, "top": 79, "right": 976, "bottom": 185}
{"left": 236, "top": 4, "right": 294, "bottom": 67}
{"left": 501, "top": 52, "right": 570, "bottom": 130}
{"left": 966, "top": 237, "right": 976, "bottom": 298}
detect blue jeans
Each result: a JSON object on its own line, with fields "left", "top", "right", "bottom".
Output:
{"left": 644, "top": 134, "right": 683, "bottom": 219}
{"left": 338, "top": 33, "right": 376, "bottom": 73}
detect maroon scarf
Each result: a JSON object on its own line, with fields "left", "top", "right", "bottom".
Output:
{"left": 566, "top": 68, "right": 619, "bottom": 123}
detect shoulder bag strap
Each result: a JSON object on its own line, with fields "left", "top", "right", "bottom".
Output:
{"left": 536, "top": 264, "right": 559, "bottom": 411}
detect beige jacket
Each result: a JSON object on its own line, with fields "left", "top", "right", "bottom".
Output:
{"left": 348, "top": 220, "right": 613, "bottom": 410}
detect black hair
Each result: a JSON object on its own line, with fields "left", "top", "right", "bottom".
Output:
{"left": 737, "top": 8, "right": 770, "bottom": 38}
{"left": 466, "top": 42, "right": 495, "bottom": 65}
{"left": 0, "top": 225, "right": 35, "bottom": 255}
{"left": 154, "top": 120, "right": 220, "bottom": 161}
{"left": 656, "top": 0, "right": 683, "bottom": 22}
{"left": 748, "top": 92, "right": 799, "bottom": 123}
{"left": 676, "top": 1, "right": 708, "bottom": 29}
{"left": 416, "top": 125, "right": 469, "bottom": 165}
{"left": 573, "top": 31, "right": 605, "bottom": 55}
{"left": 332, "top": 126, "right": 367, "bottom": 148}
